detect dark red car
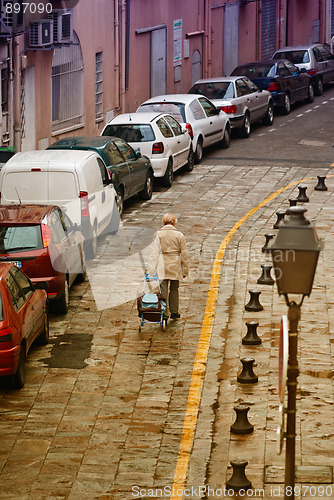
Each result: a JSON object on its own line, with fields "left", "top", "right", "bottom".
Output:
{"left": 0, "top": 205, "right": 86, "bottom": 314}
{"left": 0, "top": 262, "right": 48, "bottom": 388}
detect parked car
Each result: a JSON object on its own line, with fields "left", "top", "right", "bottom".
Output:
{"left": 101, "top": 112, "right": 193, "bottom": 187}
{"left": 272, "top": 43, "right": 334, "bottom": 95}
{"left": 137, "top": 94, "right": 231, "bottom": 163}
{"left": 0, "top": 149, "right": 117, "bottom": 257}
{"left": 0, "top": 205, "right": 86, "bottom": 314}
{"left": 48, "top": 136, "right": 153, "bottom": 215}
{"left": 231, "top": 59, "right": 314, "bottom": 114}
{"left": 0, "top": 262, "right": 48, "bottom": 388}
{"left": 188, "top": 76, "right": 274, "bottom": 138}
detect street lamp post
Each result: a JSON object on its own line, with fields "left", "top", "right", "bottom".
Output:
{"left": 270, "top": 206, "right": 322, "bottom": 500}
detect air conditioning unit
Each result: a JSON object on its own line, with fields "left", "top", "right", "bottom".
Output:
{"left": 29, "top": 19, "right": 53, "bottom": 47}
{"left": 50, "top": 9, "right": 73, "bottom": 44}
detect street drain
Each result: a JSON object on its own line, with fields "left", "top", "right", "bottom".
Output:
{"left": 41, "top": 332, "right": 93, "bottom": 369}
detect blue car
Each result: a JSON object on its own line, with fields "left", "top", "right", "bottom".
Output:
{"left": 231, "top": 58, "right": 314, "bottom": 115}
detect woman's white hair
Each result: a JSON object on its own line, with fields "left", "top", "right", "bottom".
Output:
{"left": 162, "top": 213, "right": 177, "bottom": 226}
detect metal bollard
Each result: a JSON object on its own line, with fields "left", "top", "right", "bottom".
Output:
{"left": 289, "top": 198, "right": 298, "bottom": 207}
{"left": 314, "top": 175, "right": 327, "bottom": 191}
{"left": 230, "top": 405, "right": 254, "bottom": 434}
{"left": 245, "top": 290, "right": 263, "bottom": 312}
{"left": 296, "top": 184, "right": 309, "bottom": 202}
{"left": 257, "top": 264, "right": 275, "bottom": 285}
{"left": 226, "top": 460, "right": 252, "bottom": 490}
{"left": 262, "top": 233, "right": 275, "bottom": 253}
{"left": 237, "top": 357, "right": 258, "bottom": 384}
{"left": 274, "top": 211, "right": 285, "bottom": 229}
{"left": 242, "top": 321, "right": 262, "bottom": 345}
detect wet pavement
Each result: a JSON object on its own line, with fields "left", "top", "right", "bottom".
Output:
{"left": 0, "top": 161, "right": 334, "bottom": 499}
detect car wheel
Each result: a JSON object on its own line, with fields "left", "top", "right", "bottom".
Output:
{"left": 314, "top": 78, "right": 323, "bottom": 96}
{"left": 183, "top": 147, "right": 194, "bottom": 172}
{"left": 10, "top": 344, "right": 26, "bottom": 389}
{"left": 194, "top": 137, "right": 203, "bottom": 163}
{"left": 239, "top": 112, "right": 251, "bottom": 138}
{"left": 305, "top": 82, "right": 314, "bottom": 103}
{"left": 37, "top": 307, "right": 50, "bottom": 345}
{"left": 76, "top": 247, "right": 87, "bottom": 283}
{"left": 139, "top": 169, "right": 153, "bottom": 200}
{"left": 116, "top": 187, "right": 124, "bottom": 216}
{"left": 263, "top": 102, "right": 274, "bottom": 125}
{"left": 55, "top": 278, "right": 69, "bottom": 314}
{"left": 220, "top": 124, "right": 231, "bottom": 149}
{"left": 161, "top": 158, "right": 173, "bottom": 187}
{"left": 281, "top": 93, "right": 291, "bottom": 115}
{"left": 86, "top": 224, "right": 98, "bottom": 259}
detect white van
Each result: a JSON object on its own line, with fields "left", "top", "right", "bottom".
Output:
{"left": 0, "top": 149, "right": 118, "bottom": 256}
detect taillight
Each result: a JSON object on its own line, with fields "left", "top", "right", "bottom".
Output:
{"left": 268, "top": 82, "right": 279, "bottom": 92}
{"left": 185, "top": 123, "right": 193, "bottom": 139}
{"left": 152, "top": 142, "right": 164, "bottom": 154}
{"left": 307, "top": 69, "right": 317, "bottom": 76}
{"left": 80, "top": 190, "right": 89, "bottom": 217}
{"left": 219, "top": 105, "right": 237, "bottom": 114}
{"left": 41, "top": 224, "right": 52, "bottom": 248}
{"left": 0, "top": 327, "right": 13, "bottom": 343}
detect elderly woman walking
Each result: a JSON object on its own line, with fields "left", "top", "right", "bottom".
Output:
{"left": 148, "top": 213, "right": 189, "bottom": 319}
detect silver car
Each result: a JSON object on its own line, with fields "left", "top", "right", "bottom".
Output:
{"left": 189, "top": 76, "right": 274, "bottom": 138}
{"left": 272, "top": 43, "right": 334, "bottom": 96}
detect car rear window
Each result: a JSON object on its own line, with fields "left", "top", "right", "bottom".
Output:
{"left": 189, "top": 82, "right": 235, "bottom": 99}
{"left": 273, "top": 50, "right": 310, "bottom": 64}
{"left": 3, "top": 171, "right": 78, "bottom": 203}
{"left": 102, "top": 124, "right": 155, "bottom": 142}
{"left": 138, "top": 103, "right": 186, "bottom": 123}
{"left": 0, "top": 225, "right": 43, "bottom": 253}
{"left": 233, "top": 64, "right": 276, "bottom": 78}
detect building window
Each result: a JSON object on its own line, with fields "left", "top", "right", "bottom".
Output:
{"left": 52, "top": 31, "right": 83, "bottom": 132}
{"left": 1, "top": 68, "right": 9, "bottom": 113}
{"left": 95, "top": 52, "right": 103, "bottom": 120}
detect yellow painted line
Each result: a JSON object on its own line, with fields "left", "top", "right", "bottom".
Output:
{"left": 170, "top": 173, "right": 333, "bottom": 499}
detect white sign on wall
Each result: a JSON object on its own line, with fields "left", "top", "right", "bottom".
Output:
{"left": 173, "top": 19, "right": 182, "bottom": 66}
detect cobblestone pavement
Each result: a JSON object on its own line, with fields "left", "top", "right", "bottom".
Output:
{"left": 0, "top": 160, "right": 333, "bottom": 500}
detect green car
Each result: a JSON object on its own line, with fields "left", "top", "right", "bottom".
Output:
{"left": 48, "top": 136, "right": 154, "bottom": 214}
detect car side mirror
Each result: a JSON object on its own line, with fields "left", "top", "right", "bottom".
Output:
{"left": 135, "top": 151, "right": 142, "bottom": 159}
{"left": 34, "top": 281, "right": 49, "bottom": 291}
{"left": 299, "top": 67, "right": 306, "bottom": 73}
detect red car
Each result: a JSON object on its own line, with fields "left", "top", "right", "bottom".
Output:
{"left": 0, "top": 262, "right": 48, "bottom": 388}
{"left": 0, "top": 205, "right": 86, "bottom": 314}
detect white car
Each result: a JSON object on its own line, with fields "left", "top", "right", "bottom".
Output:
{"left": 137, "top": 94, "right": 231, "bottom": 163}
{"left": 101, "top": 112, "right": 193, "bottom": 187}
{"left": 189, "top": 76, "right": 274, "bottom": 138}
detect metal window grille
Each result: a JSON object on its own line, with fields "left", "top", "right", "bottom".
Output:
{"left": 95, "top": 52, "right": 103, "bottom": 119}
{"left": 51, "top": 31, "right": 83, "bottom": 132}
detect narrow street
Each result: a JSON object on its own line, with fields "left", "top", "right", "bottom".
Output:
{"left": 0, "top": 87, "right": 333, "bottom": 499}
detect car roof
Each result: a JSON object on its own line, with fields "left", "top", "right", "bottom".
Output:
{"left": 107, "top": 112, "right": 166, "bottom": 125}
{"left": 192, "top": 76, "right": 241, "bottom": 84}
{"left": 140, "top": 94, "right": 201, "bottom": 105}
{"left": 5, "top": 149, "right": 99, "bottom": 167}
{"left": 48, "top": 136, "right": 117, "bottom": 149}
{"left": 274, "top": 43, "right": 322, "bottom": 52}
{"left": 235, "top": 59, "right": 279, "bottom": 67}
{"left": 0, "top": 204, "right": 56, "bottom": 224}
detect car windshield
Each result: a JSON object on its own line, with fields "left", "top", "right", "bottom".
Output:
{"left": 102, "top": 124, "right": 155, "bottom": 142}
{"left": 189, "top": 82, "right": 235, "bottom": 99}
{"left": 232, "top": 64, "right": 276, "bottom": 78}
{"left": 273, "top": 50, "right": 310, "bottom": 64}
{"left": 138, "top": 103, "right": 186, "bottom": 123}
{"left": 0, "top": 225, "right": 43, "bottom": 253}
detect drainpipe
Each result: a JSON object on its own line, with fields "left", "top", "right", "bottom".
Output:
{"left": 120, "top": 0, "right": 126, "bottom": 112}
{"left": 256, "top": 0, "right": 261, "bottom": 60}
{"left": 318, "top": 0, "right": 323, "bottom": 43}
{"left": 203, "top": 0, "right": 209, "bottom": 77}
{"left": 114, "top": 0, "right": 120, "bottom": 112}
{"left": 13, "top": 40, "right": 20, "bottom": 151}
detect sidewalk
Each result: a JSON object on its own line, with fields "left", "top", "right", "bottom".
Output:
{"left": 190, "top": 172, "right": 334, "bottom": 498}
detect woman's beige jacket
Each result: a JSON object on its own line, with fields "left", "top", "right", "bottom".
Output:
{"left": 148, "top": 224, "right": 189, "bottom": 280}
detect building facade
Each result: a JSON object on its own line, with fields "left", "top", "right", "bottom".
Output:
{"left": 1, "top": 0, "right": 333, "bottom": 153}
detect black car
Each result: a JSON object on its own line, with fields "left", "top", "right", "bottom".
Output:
{"left": 48, "top": 136, "right": 154, "bottom": 215}
{"left": 231, "top": 59, "right": 314, "bottom": 114}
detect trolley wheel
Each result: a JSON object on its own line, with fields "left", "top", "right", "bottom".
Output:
{"left": 162, "top": 318, "right": 167, "bottom": 331}
{"left": 139, "top": 321, "right": 142, "bottom": 332}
